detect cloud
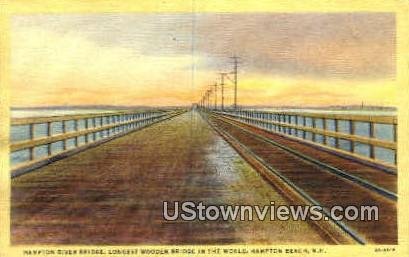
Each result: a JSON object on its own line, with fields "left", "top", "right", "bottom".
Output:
{"left": 232, "top": 76, "right": 397, "bottom": 107}
{"left": 193, "top": 13, "right": 395, "bottom": 80}
{"left": 11, "top": 13, "right": 396, "bottom": 107}
{"left": 13, "top": 13, "right": 395, "bottom": 80}
{"left": 11, "top": 26, "right": 197, "bottom": 106}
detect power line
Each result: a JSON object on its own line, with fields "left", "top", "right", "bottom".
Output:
{"left": 197, "top": 56, "right": 241, "bottom": 111}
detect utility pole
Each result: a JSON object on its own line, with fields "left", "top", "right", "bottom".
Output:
{"left": 204, "top": 92, "right": 207, "bottom": 110}
{"left": 206, "top": 91, "right": 208, "bottom": 109}
{"left": 207, "top": 89, "right": 212, "bottom": 110}
{"left": 219, "top": 72, "right": 227, "bottom": 111}
{"left": 230, "top": 56, "right": 240, "bottom": 109}
{"left": 206, "top": 89, "right": 212, "bottom": 110}
{"left": 210, "top": 83, "right": 217, "bottom": 110}
{"left": 203, "top": 93, "right": 207, "bottom": 109}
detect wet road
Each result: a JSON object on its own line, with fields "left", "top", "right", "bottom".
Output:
{"left": 11, "top": 111, "right": 326, "bottom": 245}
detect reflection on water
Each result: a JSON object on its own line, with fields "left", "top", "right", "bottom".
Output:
{"left": 205, "top": 136, "right": 242, "bottom": 186}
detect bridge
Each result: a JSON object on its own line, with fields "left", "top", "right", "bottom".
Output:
{"left": 10, "top": 107, "right": 397, "bottom": 245}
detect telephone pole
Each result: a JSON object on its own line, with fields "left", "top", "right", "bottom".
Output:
{"left": 230, "top": 56, "right": 240, "bottom": 109}
{"left": 219, "top": 72, "right": 227, "bottom": 111}
{"left": 206, "top": 89, "right": 212, "bottom": 110}
{"left": 210, "top": 83, "right": 217, "bottom": 110}
{"left": 204, "top": 91, "right": 208, "bottom": 109}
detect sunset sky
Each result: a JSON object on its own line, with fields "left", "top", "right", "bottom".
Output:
{"left": 11, "top": 13, "right": 396, "bottom": 107}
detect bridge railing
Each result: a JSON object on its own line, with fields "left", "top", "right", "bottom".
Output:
{"left": 10, "top": 109, "right": 179, "bottom": 173}
{"left": 214, "top": 109, "right": 397, "bottom": 168}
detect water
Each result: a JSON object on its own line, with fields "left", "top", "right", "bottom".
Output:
{"left": 254, "top": 107, "right": 397, "bottom": 116}
{"left": 228, "top": 108, "right": 397, "bottom": 165}
{"left": 10, "top": 107, "right": 397, "bottom": 166}
{"left": 11, "top": 109, "right": 121, "bottom": 118}
{"left": 13, "top": 107, "right": 397, "bottom": 118}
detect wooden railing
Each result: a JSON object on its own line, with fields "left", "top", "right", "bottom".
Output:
{"left": 10, "top": 109, "right": 184, "bottom": 173}
{"left": 215, "top": 109, "right": 397, "bottom": 168}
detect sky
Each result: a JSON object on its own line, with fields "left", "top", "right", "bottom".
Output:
{"left": 11, "top": 13, "right": 396, "bottom": 107}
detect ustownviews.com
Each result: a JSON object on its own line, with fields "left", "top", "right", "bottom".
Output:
{"left": 163, "top": 201, "right": 379, "bottom": 221}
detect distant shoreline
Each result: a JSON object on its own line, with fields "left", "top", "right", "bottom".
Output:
{"left": 250, "top": 105, "right": 397, "bottom": 111}
{"left": 11, "top": 105, "right": 397, "bottom": 111}
{"left": 11, "top": 105, "right": 165, "bottom": 110}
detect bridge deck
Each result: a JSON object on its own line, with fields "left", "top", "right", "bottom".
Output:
{"left": 216, "top": 114, "right": 396, "bottom": 193}
{"left": 11, "top": 111, "right": 328, "bottom": 245}
{"left": 209, "top": 114, "right": 397, "bottom": 244}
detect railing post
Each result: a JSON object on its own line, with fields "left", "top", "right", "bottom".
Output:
{"left": 92, "top": 119, "right": 95, "bottom": 139}
{"left": 334, "top": 119, "right": 339, "bottom": 149}
{"left": 350, "top": 120, "right": 355, "bottom": 153}
{"left": 62, "top": 121, "right": 67, "bottom": 150}
{"left": 106, "top": 117, "right": 110, "bottom": 137}
{"left": 312, "top": 118, "right": 316, "bottom": 142}
{"left": 369, "top": 122, "right": 375, "bottom": 159}
{"left": 29, "top": 123, "right": 34, "bottom": 161}
{"left": 74, "top": 120, "right": 78, "bottom": 147}
{"left": 393, "top": 123, "right": 397, "bottom": 142}
{"left": 84, "top": 119, "right": 89, "bottom": 143}
{"left": 393, "top": 123, "right": 397, "bottom": 165}
{"left": 47, "top": 122, "right": 52, "bottom": 155}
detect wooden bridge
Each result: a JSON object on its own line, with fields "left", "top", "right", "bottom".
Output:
{"left": 10, "top": 108, "right": 397, "bottom": 245}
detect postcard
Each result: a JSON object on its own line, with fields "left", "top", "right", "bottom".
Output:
{"left": 0, "top": 1, "right": 408, "bottom": 257}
